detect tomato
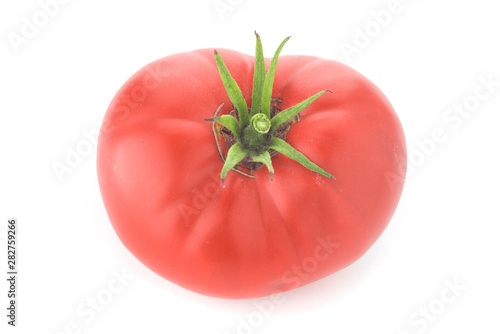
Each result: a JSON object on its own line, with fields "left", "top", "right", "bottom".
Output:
{"left": 97, "top": 34, "right": 406, "bottom": 299}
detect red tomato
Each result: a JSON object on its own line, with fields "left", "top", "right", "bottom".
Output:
{"left": 97, "top": 42, "right": 406, "bottom": 299}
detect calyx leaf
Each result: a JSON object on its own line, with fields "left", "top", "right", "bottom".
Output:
{"left": 210, "top": 33, "right": 334, "bottom": 184}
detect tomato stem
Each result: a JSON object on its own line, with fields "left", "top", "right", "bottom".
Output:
{"left": 211, "top": 33, "right": 334, "bottom": 184}
{"left": 242, "top": 114, "right": 271, "bottom": 149}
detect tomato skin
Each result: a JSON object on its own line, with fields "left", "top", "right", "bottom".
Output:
{"left": 97, "top": 48, "right": 406, "bottom": 299}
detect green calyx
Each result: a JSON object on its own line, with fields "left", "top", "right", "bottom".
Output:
{"left": 211, "top": 32, "right": 334, "bottom": 185}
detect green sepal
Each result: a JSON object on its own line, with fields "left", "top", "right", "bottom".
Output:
{"left": 249, "top": 150, "right": 274, "bottom": 181}
{"left": 250, "top": 32, "right": 266, "bottom": 118}
{"left": 270, "top": 90, "right": 331, "bottom": 135}
{"left": 214, "top": 50, "right": 249, "bottom": 127}
{"left": 267, "top": 137, "right": 333, "bottom": 179}
{"left": 220, "top": 143, "right": 247, "bottom": 186}
{"left": 212, "top": 33, "right": 334, "bottom": 185}
{"left": 214, "top": 114, "right": 240, "bottom": 138}
{"left": 260, "top": 36, "right": 290, "bottom": 119}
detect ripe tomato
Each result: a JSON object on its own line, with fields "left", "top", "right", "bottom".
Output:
{"left": 97, "top": 35, "right": 406, "bottom": 299}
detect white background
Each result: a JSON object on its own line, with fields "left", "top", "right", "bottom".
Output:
{"left": 1, "top": 0, "right": 499, "bottom": 333}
